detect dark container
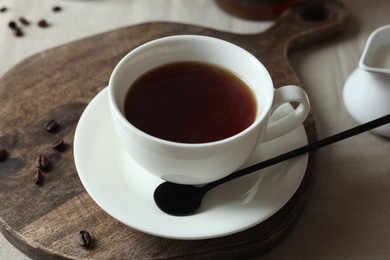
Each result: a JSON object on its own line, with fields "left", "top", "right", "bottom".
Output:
{"left": 215, "top": 0, "right": 300, "bottom": 20}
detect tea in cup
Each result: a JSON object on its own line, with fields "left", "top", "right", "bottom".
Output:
{"left": 123, "top": 61, "right": 257, "bottom": 144}
{"left": 108, "top": 35, "right": 310, "bottom": 185}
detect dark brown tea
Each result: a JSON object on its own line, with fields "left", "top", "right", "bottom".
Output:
{"left": 124, "top": 61, "right": 257, "bottom": 143}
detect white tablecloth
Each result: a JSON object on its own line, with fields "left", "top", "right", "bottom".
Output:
{"left": 1, "top": 0, "right": 389, "bottom": 259}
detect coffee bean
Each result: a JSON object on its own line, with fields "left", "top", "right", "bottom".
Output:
{"left": 14, "top": 28, "right": 23, "bottom": 37}
{"left": 53, "top": 6, "right": 62, "bottom": 12}
{"left": 77, "top": 230, "right": 92, "bottom": 247}
{"left": 0, "top": 148, "right": 8, "bottom": 162}
{"left": 35, "top": 155, "right": 49, "bottom": 170}
{"left": 44, "top": 120, "right": 58, "bottom": 132}
{"left": 8, "top": 20, "right": 24, "bottom": 37}
{"left": 34, "top": 169, "right": 44, "bottom": 185}
{"left": 19, "top": 17, "right": 30, "bottom": 26}
{"left": 37, "top": 19, "right": 49, "bottom": 28}
{"left": 8, "top": 21, "right": 17, "bottom": 29}
{"left": 51, "top": 138, "right": 64, "bottom": 150}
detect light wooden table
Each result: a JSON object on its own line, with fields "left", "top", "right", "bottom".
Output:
{"left": 1, "top": 0, "right": 389, "bottom": 259}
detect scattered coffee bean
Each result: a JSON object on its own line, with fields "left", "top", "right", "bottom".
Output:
{"left": 44, "top": 120, "right": 58, "bottom": 132}
{"left": 34, "top": 169, "right": 44, "bottom": 185}
{"left": 8, "top": 21, "right": 17, "bottom": 29}
{"left": 35, "top": 155, "right": 49, "bottom": 170}
{"left": 14, "top": 28, "right": 23, "bottom": 37}
{"left": 0, "top": 148, "right": 8, "bottom": 162}
{"left": 19, "top": 17, "right": 30, "bottom": 26}
{"left": 37, "top": 19, "right": 49, "bottom": 28}
{"left": 53, "top": 6, "right": 62, "bottom": 12}
{"left": 51, "top": 138, "right": 64, "bottom": 150}
{"left": 8, "top": 21, "right": 24, "bottom": 37}
{"left": 0, "top": 7, "right": 7, "bottom": 13}
{"left": 77, "top": 230, "right": 92, "bottom": 247}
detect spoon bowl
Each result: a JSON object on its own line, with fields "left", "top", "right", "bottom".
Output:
{"left": 154, "top": 183, "right": 206, "bottom": 216}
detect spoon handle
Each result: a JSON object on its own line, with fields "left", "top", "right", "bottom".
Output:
{"left": 208, "top": 114, "right": 390, "bottom": 189}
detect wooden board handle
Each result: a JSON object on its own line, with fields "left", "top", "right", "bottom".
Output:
{"left": 259, "top": 0, "right": 349, "bottom": 53}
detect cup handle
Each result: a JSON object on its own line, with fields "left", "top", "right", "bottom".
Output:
{"left": 262, "top": 85, "right": 310, "bottom": 142}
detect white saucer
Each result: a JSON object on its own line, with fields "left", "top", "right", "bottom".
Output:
{"left": 74, "top": 88, "right": 308, "bottom": 240}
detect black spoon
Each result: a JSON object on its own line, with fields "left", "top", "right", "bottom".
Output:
{"left": 154, "top": 114, "right": 390, "bottom": 216}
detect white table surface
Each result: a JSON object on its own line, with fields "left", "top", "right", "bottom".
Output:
{"left": 1, "top": 0, "right": 389, "bottom": 259}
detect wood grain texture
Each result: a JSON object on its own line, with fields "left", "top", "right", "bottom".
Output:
{"left": 0, "top": 1, "right": 348, "bottom": 259}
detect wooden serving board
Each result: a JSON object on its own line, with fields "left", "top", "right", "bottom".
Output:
{"left": 0, "top": 1, "right": 348, "bottom": 259}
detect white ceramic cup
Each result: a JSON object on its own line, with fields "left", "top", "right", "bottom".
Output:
{"left": 108, "top": 35, "right": 310, "bottom": 185}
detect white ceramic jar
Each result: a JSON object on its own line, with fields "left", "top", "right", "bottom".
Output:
{"left": 343, "top": 25, "right": 390, "bottom": 137}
